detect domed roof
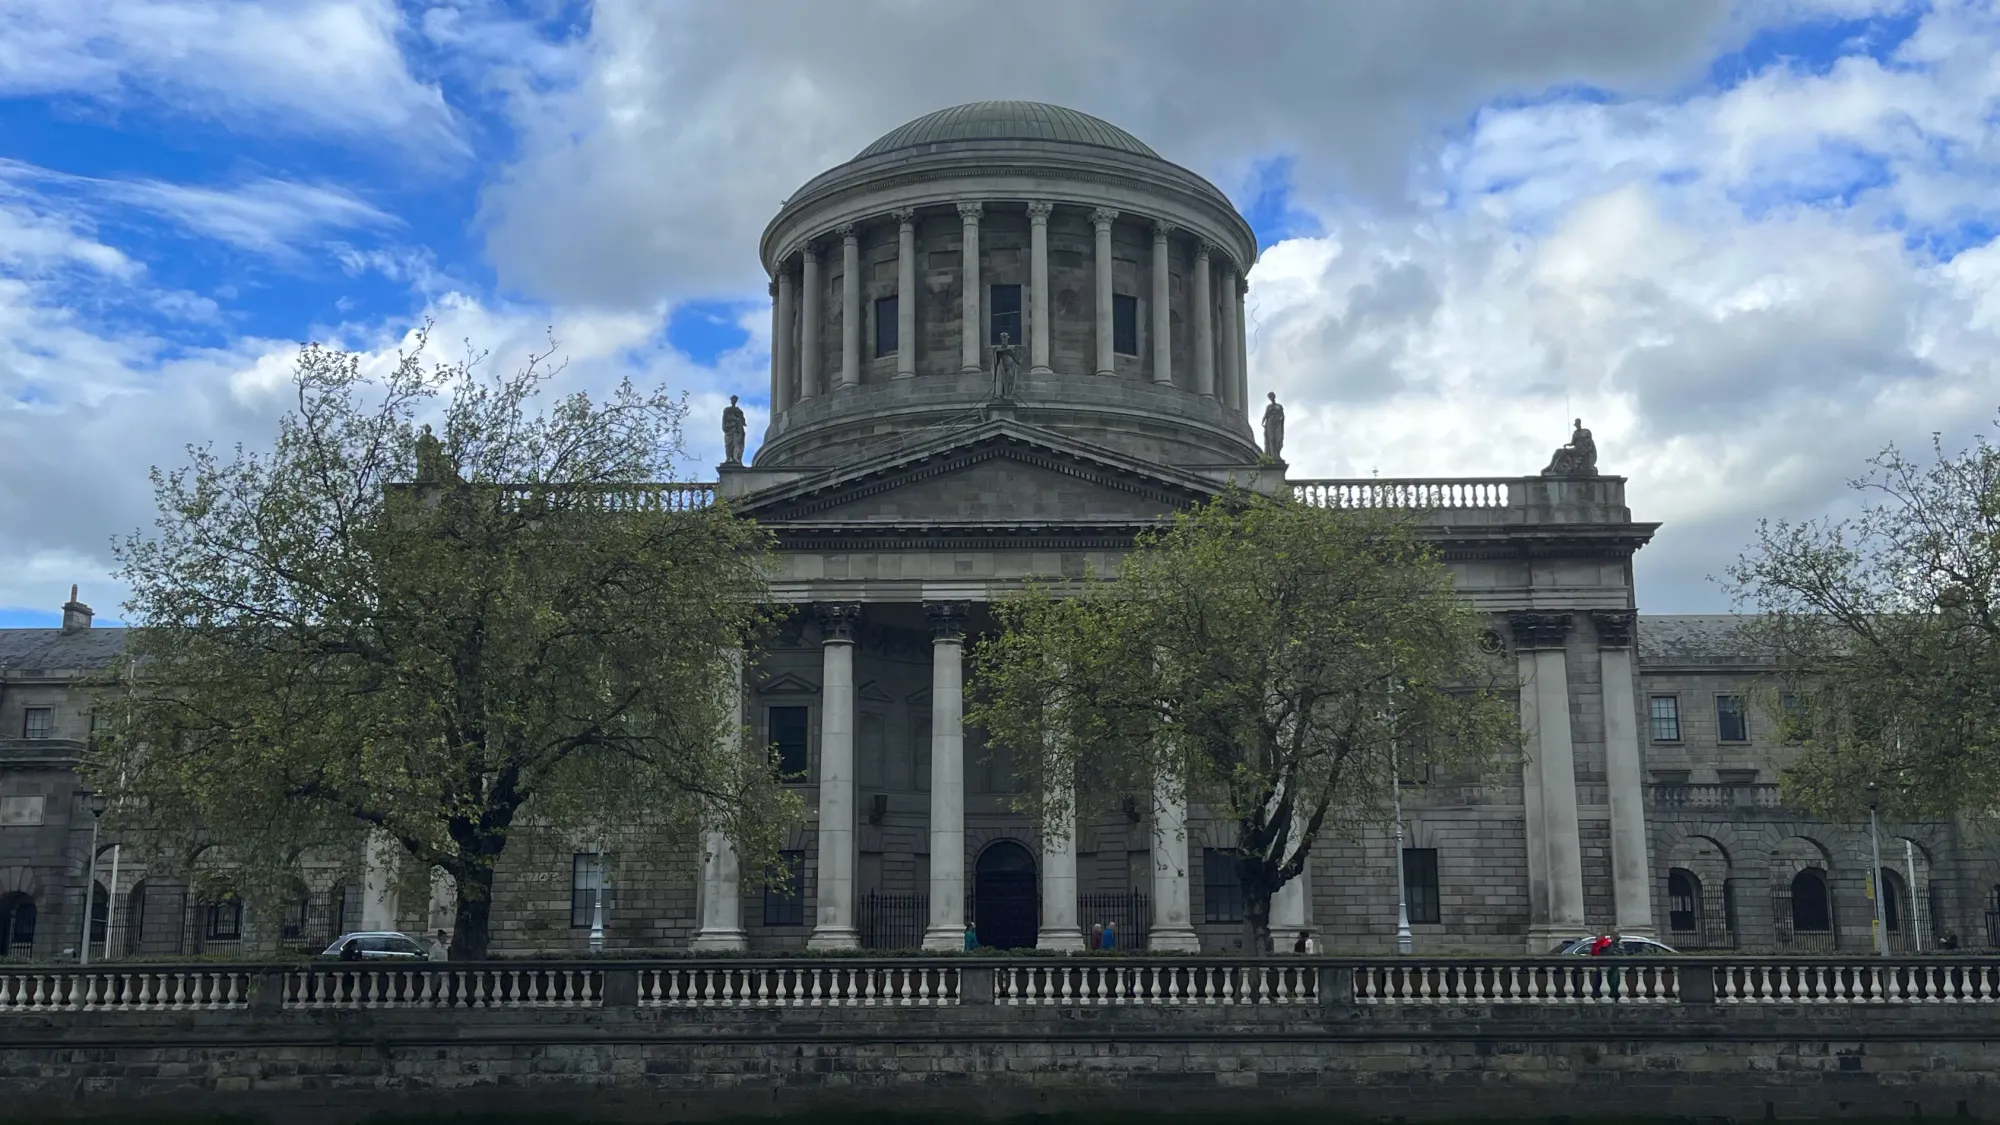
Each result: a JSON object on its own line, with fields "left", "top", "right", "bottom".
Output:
{"left": 855, "top": 101, "right": 1159, "bottom": 161}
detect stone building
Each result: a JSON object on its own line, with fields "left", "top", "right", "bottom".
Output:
{"left": 0, "top": 102, "right": 1992, "bottom": 960}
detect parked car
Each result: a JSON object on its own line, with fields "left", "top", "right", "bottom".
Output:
{"left": 1548, "top": 935, "right": 1680, "bottom": 956}
{"left": 318, "top": 932, "right": 433, "bottom": 961}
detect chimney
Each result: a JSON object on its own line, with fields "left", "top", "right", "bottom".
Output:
{"left": 61, "top": 585, "right": 92, "bottom": 633}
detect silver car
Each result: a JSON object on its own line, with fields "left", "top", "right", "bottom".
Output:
{"left": 319, "top": 931, "right": 433, "bottom": 961}
{"left": 1548, "top": 935, "right": 1679, "bottom": 956}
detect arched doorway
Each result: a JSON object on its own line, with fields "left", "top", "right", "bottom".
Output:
{"left": 0, "top": 892, "right": 35, "bottom": 959}
{"left": 1791, "top": 869, "right": 1832, "bottom": 934}
{"left": 973, "top": 841, "right": 1037, "bottom": 950}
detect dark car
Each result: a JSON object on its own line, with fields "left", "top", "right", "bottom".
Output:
{"left": 1548, "top": 935, "right": 1679, "bottom": 956}
{"left": 318, "top": 931, "right": 433, "bottom": 961}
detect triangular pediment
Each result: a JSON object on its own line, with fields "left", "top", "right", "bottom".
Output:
{"left": 857, "top": 680, "right": 893, "bottom": 703}
{"left": 738, "top": 421, "right": 1224, "bottom": 526}
{"left": 757, "top": 672, "right": 819, "bottom": 695}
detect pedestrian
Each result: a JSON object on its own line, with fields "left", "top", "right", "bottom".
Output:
{"left": 1103, "top": 922, "right": 1116, "bottom": 951}
{"left": 1588, "top": 933, "right": 1613, "bottom": 957}
{"left": 1090, "top": 923, "right": 1103, "bottom": 951}
{"left": 338, "top": 938, "right": 363, "bottom": 962}
{"left": 432, "top": 929, "right": 450, "bottom": 961}
{"left": 1293, "top": 930, "right": 1310, "bottom": 954}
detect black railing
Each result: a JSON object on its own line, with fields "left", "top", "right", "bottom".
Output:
{"left": 859, "top": 892, "right": 928, "bottom": 952}
{"left": 1079, "top": 892, "right": 1151, "bottom": 951}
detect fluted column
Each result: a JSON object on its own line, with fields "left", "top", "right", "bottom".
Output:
{"left": 1192, "top": 243, "right": 1215, "bottom": 398}
{"left": 773, "top": 269, "right": 796, "bottom": 416}
{"left": 1027, "top": 202, "right": 1053, "bottom": 374}
{"left": 1036, "top": 771, "right": 1083, "bottom": 951}
{"left": 1595, "top": 610, "right": 1656, "bottom": 936}
{"left": 1511, "top": 611, "right": 1586, "bottom": 948}
{"left": 807, "top": 603, "right": 862, "bottom": 950}
{"left": 799, "top": 244, "right": 821, "bottom": 400}
{"left": 1149, "top": 774, "right": 1201, "bottom": 951}
{"left": 958, "top": 202, "right": 983, "bottom": 373}
{"left": 767, "top": 280, "right": 783, "bottom": 415}
{"left": 894, "top": 209, "right": 917, "bottom": 379}
{"left": 1217, "top": 266, "right": 1240, "bottom": 412}
{"left": 691, "top": 648, "right": 748, "bottom": 951}
{"left": 1151, "top": 222, "right": 1174, "bottom": 386}
{"left": 1234, "top": 275, "right": 1251, "bottom": 409}
{"left": 921, "top": 601, "right": 971, "bottom": 950}
{"left": 1092, "top": 208, "right": 1118, "bottom": 377}
{"left": 839, "top": 224, "right": 860, "bottom": 388}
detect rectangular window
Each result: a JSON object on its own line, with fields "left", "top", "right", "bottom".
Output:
{"left": 1403, "top": 848, "right": 1441, "bottom": 925}
{"left": 1780, "top": 692, "right": 1808, "bottom": 742}
{"left": 1716, "top": 694, "right": 1749, "bottom": 742}
{"left": 1648, "top": 696, "right": 1681, "bottom": 742}
{"left": 205, "top": 897, "right": 242, "bottom": 941}
{"left": 570, "top": 853, "right": 606, "bottom": 929}
{"left": 769, "top": 706, "right": 809, "bottom": 780}
{"left": 0, "top": 796, "right": 45, "bottom": 826}
{"left": 989, "top": 283, "right": 1022, "bottom": 347}
{"left": 874, "top": 295, "right": 898, "bottom": 357}
{"left": 22, "top": 708, "right": 52, "bottom": 740}
{"left": 764, "top": 849, "right": 805, "bottom": 926}
{"left": 1112, "top": 294, "right": 1138, "bottom": 355}
{"left": 1201, "top": 849, "right": 1244, "bottom": 924}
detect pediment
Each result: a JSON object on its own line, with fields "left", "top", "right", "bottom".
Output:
{"left": 757, "top": 672, "right": 819, "bottom": 695}
{"left": 739, "top": 422, "right": 1221, "bottom": 526}
{"left": 857, "top": 680, "right": 894, "bottom": 703}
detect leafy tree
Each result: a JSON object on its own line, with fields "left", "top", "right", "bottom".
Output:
{"left": 1730, "top": 428, "right": 2000, "bottom": 819}
{"left": 97, "top": 332, "right": 793, "bottom": 958}
{"left": 968, "top": 494, "right": 1518, "bottom": 952}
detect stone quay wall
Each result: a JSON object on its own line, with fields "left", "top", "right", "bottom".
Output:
{"left": 5, "top": 957, "right": 2000, "bottom": 1122}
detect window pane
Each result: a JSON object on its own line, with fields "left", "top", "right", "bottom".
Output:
{"left": 1717, "top": 695, "right": 1748, "bottom": 742}
{"left": 22, "top": 708, "right": 52, "bottom": 739}
{"left": 1403, "top": 848, "right": 1441, "bottom": 924}
{"left": 874, "top": 295, "right": 898, "bottom": 357}
{"left": 1112, "top": 294, "right": 1138, "bottom": 356}
{"left": 770, "top": 706, "right": 809, "bottom": 779}
{"left": 1201, "top": 849, "right": 1243, "bottom": 923}
{"left": 764, "top": 849, "right": 805, "bottom": 926}
{"left": 1648, "top": 696, "right": 1680, "bottom": 742}
{"left": 990, "top": 284, "right": 1022, "bottom": 347}
{"left": 571, "top": 853, "right": 605, "bottom": 928}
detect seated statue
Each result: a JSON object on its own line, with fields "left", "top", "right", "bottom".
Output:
{"left": 1541, "top": 418, "right": 1598, "bottom": 477}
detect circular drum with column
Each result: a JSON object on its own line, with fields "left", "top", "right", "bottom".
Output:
{"left": 756, "top": 101, "right": 1260, "bottom": 471}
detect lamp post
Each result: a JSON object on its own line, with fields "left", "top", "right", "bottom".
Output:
{"left": 1866, "top": 783, "right": 1887, "bottom": 958}
{"left": 588, "top": 852, "right": 606, "bottom": 954}
{"left": 76, "top": 790, "right": 105, "bottom": 965}
{"left": 1388, "top": 678, "right": 1412, "bottom": 954}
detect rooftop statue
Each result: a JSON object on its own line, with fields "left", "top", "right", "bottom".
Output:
{"left": 1541, "top": 418, "right": 1598, "bottom": 477}
{"left": 990, "top": 332, "right": 1020, "bottom": 402}
{"left": 722, "top": 395, "right": 747, "bottom": 467}
{"left": 1262, "top": 393, "right": 1285, "bottom": 462}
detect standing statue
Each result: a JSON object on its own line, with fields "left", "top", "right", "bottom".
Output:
{"left": 722, "top": 394, "right": 747, "bottom": 467}
{"left": 990, "top": 331, "right": 1020, "bottom": 401}
{"left": 1261, "top": 392, "right": 1285, "bottom": 461}
{"left": 1540, "top": 417, "right": 1599, "bottom": 477}
{"left": 414, "top": 423, "right": 449, "bottom": 484}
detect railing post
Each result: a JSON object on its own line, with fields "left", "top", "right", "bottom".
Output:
{"left": 249, "top": 969, "right": 286, "bottom": 1014}
{"left": 961, "top": 966, "right": 994, "bottom": 1005}
{"left": 602, "top": 968, "right": 637, "bottom": 1008}
{"left": 1317, "top": 964, "right": 1354, "bottom": 1010}
{"left": 1677, "top": 964, "right": 1715, "bottom": 1004}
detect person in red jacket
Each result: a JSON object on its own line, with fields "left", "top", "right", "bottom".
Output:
{"left": 1588, "top": 933, "right": 1614, "bottom": 956}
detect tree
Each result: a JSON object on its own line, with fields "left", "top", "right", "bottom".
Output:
{"left": 1730, "top": 427, "right": 2000, "bottom": 819}
{"left": 97, "top": 331, "right": 794, "bottom": 958}
{"left": 968, "top": 494, "right": 1518, "bottom": 952}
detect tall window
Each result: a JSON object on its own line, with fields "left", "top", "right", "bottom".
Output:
{"left": 0, "top": 894, "right": 34, "bottom": 957}
{"left": 1201, "top": 849, "right": 1244, "bottom": 923}
{"left": 1780, "top": 692, "right": 1809, "bottom": 742}
{"left": 1667, "top": 869, "right": 1699, "bottom": 933}
{"left": 1790, "top": 869, "right": 1831, "bottom": 933}
{"left": 21, "top": 707, "right": 52, "bottom": 739}
{"left": 205, "top": 896, "right": 242, "bottom": 941}
{"left": 89, "top": 882, "right": 111, "bottom": 946}
{"left": 1648, "top": 696, "right": 1681, "bottom": 742}
{"left": 570, "top": 853, "right": 606, "bottom": 929}
{"left": 769, "top": 706, "right": 809, "bottom": 780}
{"left": 1112, "top": 294, "right": 1138, "bottom": 355}
{"left": 764, "top": 849, "right": 805, "bottom": 926}
{"left": 1716, "top": 694, "right": 1749, "bottom": 742}
{"left": 989, "top": 284, "right": 1022, "bottom": 346}
{"left": 1403, "top": 848, "right": 1441, "bottom": 925}
{"left": 874, "top": 295, "right": 898, "bottom": 357}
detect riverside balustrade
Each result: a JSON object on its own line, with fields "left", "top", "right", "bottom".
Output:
{"left": 10, "top": 957, "right": 2000, "bottom": 1015}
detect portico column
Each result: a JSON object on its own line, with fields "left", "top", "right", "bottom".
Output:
{"left": 1268, "top": 813, "right": 1312, "bottom": 943}
{"left": 1234, "top": 275, "right": 1251, "bottom": 409}
{"left": 1510, "top": 612, "right": 1586, "bottom": 947}
{"left": 1036, "top": 770, "right": 1083, "bottom": 951}
{"left": 767, "top": 280, "right": 783, "bottom": 415}
{"left": 1192, "top": 243, "right": 1215, "bottom": 398}
{"left": 921, "top": 601, "right": 971, "bottom": 951}
{"left": 1027, "top": 202, "right": 1053, "bottom": 373}
{"left": 1595, "top": 610, "right": 1656, "bottom": 936}
{"left": 691, "top": 648, "right": 748, "bottom": 951}
{"left": 807, "top": 603, "right": 861, "bottom": 950}
{"left": 838, "top": 224, "right": 860, "bottom": 388}
{"left": 1217, "top": 266, "right": 1240, "bottom": 412}
{"left": 799, "top": 244, "right": 821, "bottom": 400}
{"left": 1091, "top": 208, "right": 1119, "bottom": 377}
{"left": 361, "top": 828, "right": 400, "bottom": 933}
{"left": 958, "top": 202, "right": 983, "bottom": 373}
{"left": 894, "top": 209, "right": 917, "bottom": 379}
{"left": 773, "top": 269, "right": 796, "bottom": 416}
{"left": 1151, "top": 222, "right": 1174, "bottom": 386}
{"left": 1148, "top": 774, "right": 1201, "bottom": 952}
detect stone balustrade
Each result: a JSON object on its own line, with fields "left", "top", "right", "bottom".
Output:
{"left": 1291, "top": 477, "right": 1513, "bottom": 510}
{"left": 15, "top": 957, "right": 2000, "bottom": 1015}
{"left": 1650, "top": 782, "right": 1785, "bottom": 809}
{"left": 494, "top": 482, "right": 716, "bottom": 513}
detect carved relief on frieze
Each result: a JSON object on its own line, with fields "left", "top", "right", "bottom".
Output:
{"left": 1506, "top": 611, "right": 1572, "bottom": 652}
{"left": 1589, "top": 609, "right": 1636, "bottom": 649}
{"left": 814, "top": 602, "right": 865, "bottom": 643}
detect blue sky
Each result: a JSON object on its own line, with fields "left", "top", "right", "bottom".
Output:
{"left": 3, "top": 0, "right": 1998, "bottom": 625}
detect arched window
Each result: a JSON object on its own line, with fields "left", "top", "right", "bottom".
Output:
{"left": 88, "top": 881, "right": 110, "bottom": 946}
{"left": 205, "top": 895, "right": 242, "bottom": 942}
{"left": 1791, "top": 869, "right": 1832, "bottom": 933}
{"left": 279, "top": 881, "right": 311, "bottom": 942}
{"left": 1879, "top": 868, "right": 1908, "bottom": 933}
{"left": 0, "top": 893, "right": 35, "bottom": 958}
{"left": 1667, "top": 870, "right": 1700, "bottom": 934}
{"left": 125, "top": 882, "right": 147, "bottom": 955}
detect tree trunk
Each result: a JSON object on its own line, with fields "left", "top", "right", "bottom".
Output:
{"left": 451, "top": 865, "right": 495, "bottom": 960}
{"left": 1245, "top": 888, "right": 1274, "bottom": 956}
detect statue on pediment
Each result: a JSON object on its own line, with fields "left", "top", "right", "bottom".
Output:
{"left": 991, "top": 332, "right": 1020, "bottom": 401}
